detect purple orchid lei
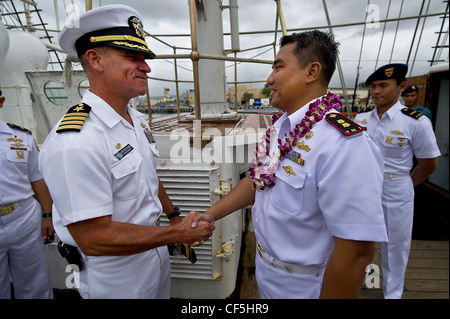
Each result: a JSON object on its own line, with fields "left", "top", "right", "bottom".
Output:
{"left": 249, "top": 92, "right": 342, "bottom": 190}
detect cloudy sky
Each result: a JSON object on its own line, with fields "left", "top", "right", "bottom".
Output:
{"left": 15, "top": 0, "right": 450, "bottom": 97}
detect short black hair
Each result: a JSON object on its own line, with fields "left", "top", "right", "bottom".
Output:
{"left": 280, "top": 30, "right": 339, "bottom": 85}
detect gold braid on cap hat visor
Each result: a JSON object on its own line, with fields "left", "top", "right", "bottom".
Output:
{"left": 90, "top": 35, "right": 149, "bottom": 49}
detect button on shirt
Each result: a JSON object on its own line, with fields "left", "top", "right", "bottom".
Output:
{"left": 252, "top": 98, "right": 388, "bottom": 268}
{"left": 354, "top": 101, "right": 440, "bottom": 175}
{"left": 0, "top": 121, "right": 42, "bottom": 206}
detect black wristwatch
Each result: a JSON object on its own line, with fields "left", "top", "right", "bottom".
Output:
{"left": 167, "top": 206, "right": 181, "bottom": 220}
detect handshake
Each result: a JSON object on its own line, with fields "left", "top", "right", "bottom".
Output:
{"left": 167, "top": 211, "right": 215, "bottom": 264}
{"left": 174, "top": 211, "right": 215, "bottom": 247}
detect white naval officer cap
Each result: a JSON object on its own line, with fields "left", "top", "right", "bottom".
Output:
{"left": 58, "top": 4, "right": 155, "bottom": 59}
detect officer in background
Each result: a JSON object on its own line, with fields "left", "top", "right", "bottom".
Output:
{"left": 354, "top": 64, "right": 440, "bottom": 299}
{"left": 0, "top": 85, "right": 54, "bottom": 299}
{"left": 401, "top": 84, "right": 432, "bottom": 120}
{"left": 39, "top": 5, "right": 213, "bottom": 299}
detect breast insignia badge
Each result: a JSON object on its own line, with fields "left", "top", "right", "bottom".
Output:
{"left": 385, "top": 136, "right": 394, "bottom": 144}
{"left": 282, "top": 166, "right": 296, "bottom": 176}
{"left": 294, "top": 140, "right": 311, "bottom": 152}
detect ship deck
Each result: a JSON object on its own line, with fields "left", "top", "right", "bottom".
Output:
{"left": 148, "top": 112, "right": 273, "bottom": 136}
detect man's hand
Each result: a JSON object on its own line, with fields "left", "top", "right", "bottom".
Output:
{"left": 189, "top": 212, "right": 216, "bottom": 246}
{"left": 169, "top": 215, "right": 182, "bottom": 226}
{"left": 190, "top": 212, "right": 215, "bottom": 228}
{"left": 178, "top": 211, "right": 215, "bottom": 245}
{"left": 67, "top": 212, "right": 215, "bottom": 256}
{"left": 41, "top": 217, "right": 55, "bottom": 242}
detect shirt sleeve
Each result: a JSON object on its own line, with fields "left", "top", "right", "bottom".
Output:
{"left": 27, "top": 136, "right": 43, "bottom": 182}
{"left": 411, "top": 118, "right": 441, "bottom": 159}
{"left": 41, "top": 132, "right": 113, "bottom": 227}
{"left": 317, "top": 133, "right": 388, "bottom": 242}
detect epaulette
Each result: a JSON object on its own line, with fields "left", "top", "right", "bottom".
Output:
{"left": 56, "top": 103, "right": 91, "bottom": 133}
{"left": 358, "top": 106, "right": 375, "bottom": 113}
{"left": 7, "top": 123, "right": 32, "bottom": 134}
{"left": 401, "top": 107, "right": 423, "bottom": 120}
{"left": 325, "top": 113, "right": 366, "bottom": 137}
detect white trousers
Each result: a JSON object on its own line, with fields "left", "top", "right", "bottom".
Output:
{"left": 381, "top": 176, "right": 414, "bottom": 299}
{"left": 78, "top": 244, "right": 171, "bottom": 299}
{"left": 255, "top": 252, "right": 324, "bottom": 299}
{"left": 0, "top": 197, "right": 53, "bottom": 299}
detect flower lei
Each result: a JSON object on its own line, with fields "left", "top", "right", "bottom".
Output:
{"left": 249, "top": 92, "right": 342, "bottom": 190}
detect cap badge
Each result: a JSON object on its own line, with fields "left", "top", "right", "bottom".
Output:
{"left": 129, "top": 16, "right": 144, "bottom": 39}
{"left": 384, "top": 67, "right": 394, "bottom": 78}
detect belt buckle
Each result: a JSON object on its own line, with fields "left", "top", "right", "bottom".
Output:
{"left": 283, "top": 265, "right": 292, "bottom": 273}
{"left": 1, "top": 203, "right": 15, "bottom": 216}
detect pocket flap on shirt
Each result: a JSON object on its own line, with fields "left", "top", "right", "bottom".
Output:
{"left": 275, "top": 163, "right": 307, "bottom": 189}
{"left": 6, "top": 149, "right": 28, "bottom": 163}
{"left": 111, "top": 150, "right": 142, "bottom": 179}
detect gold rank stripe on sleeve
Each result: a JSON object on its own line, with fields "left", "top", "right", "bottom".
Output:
{"left": 56, "top": 103, "right": 92, "bottom": 133}
{"left": 325, "top": 113, "right": 366, "bottom": 137}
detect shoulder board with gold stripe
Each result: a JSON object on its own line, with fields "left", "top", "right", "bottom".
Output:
{"left": 401, "top": 107, "right": 423, "bottom": 120}
{"left": 358, "top": 106, "right": 375, "bottom": 113}
{"left": 325, "top": 113, "right": 366, "bottom": 137}
{"left": 56, "top": 103, "right": 91, "bottom": 133}
{"left": 7, "top": 123, "right": 32, "bottom": 134}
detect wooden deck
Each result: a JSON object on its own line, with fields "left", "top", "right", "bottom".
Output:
{"left": 359, "top": 240, "right": 449, "bottom": 299}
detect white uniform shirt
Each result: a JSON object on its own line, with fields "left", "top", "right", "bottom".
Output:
{"left": 252, "top": 98, "right": 388, "bottom": 267}
{"left": 39, "top": 90, "right": 165, "bottom": 298}
{"left": 354, "top": 101, "right": 441, "bottom": 174}
{"left": 0, "top": 121, "right": 42, "bottom": 206}
{"left": 40, "top": 90, "right": 162, "bottom": 245}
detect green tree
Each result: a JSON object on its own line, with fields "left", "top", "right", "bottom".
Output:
{"left": 262, "top": 83, "right": 271, "bottom": 97}
{"left": 242, "top": 92, "right": 253, "bottom": 104}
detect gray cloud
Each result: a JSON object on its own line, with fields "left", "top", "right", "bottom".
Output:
{"left": 34, "top": 0, "right": 448, "bottom": 96}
